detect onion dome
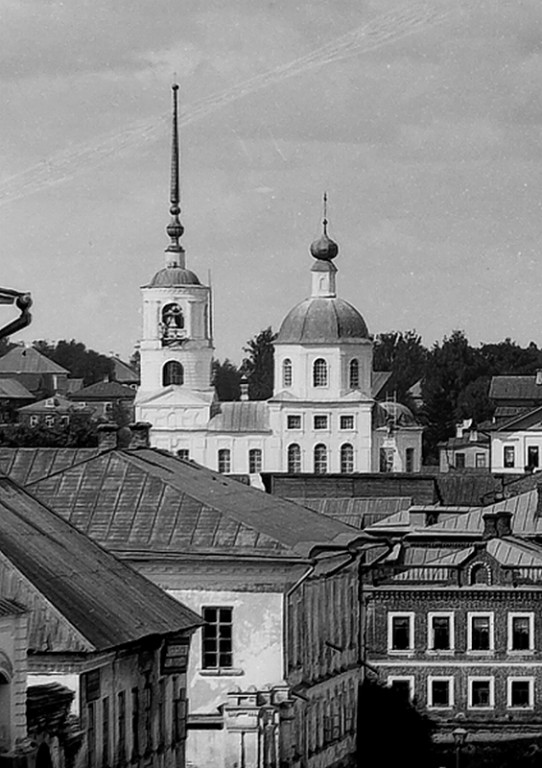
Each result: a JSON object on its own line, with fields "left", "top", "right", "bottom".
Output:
{"left": 276, "top": 297, "right": 369, "bottom": 344}
{"left": 309, "top": 192, "right": 338, "bottom": 260}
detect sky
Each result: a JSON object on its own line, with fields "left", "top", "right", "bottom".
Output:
{"left": 1, "top": 0, "right": 542, "bottom": 363}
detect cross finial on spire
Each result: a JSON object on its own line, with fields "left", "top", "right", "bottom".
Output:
{"left": 323, "top": 191, "right": 328, "bottom": 236}
{"left": 165, "top": 83, "right": 185, "bottom": 267}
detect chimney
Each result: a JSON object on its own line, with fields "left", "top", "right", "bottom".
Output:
{"left": 97, "top": 423, "right": 118, "bottom": 450}
{"left": 536, "top": 369, "right": 542, "bottom": 386}
{"left": 455, "top": 423, "right": 463, "bottom": 438}
{"left": 482, "top": 510, "right": 512, "bottom": 539}
{"left": 128, "top": 422, "right": 151, "bottom": 449}
{"left": 240, "top": 375, "right": 249, "bottom": 402}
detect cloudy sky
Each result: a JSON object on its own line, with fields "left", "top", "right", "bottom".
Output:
{"left": 1, "top": 0, "right": 542, "bottom": 362}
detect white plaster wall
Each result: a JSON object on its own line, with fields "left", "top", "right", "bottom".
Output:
{"left": 491, "top": 432, "right": 542, "bottom": 473}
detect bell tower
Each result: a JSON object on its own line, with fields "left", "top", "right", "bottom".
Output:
{"left": 137, "top": 85, "right": 214, "bottom": 398}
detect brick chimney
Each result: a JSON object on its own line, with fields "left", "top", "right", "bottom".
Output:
{"left": 97, "top": 423, "right": 118, "bottom": 450}
{"left": 482, "top": 510, "right": 512, "bottom": 539}
{"left": 128, "top": 422, "right": 151, "bottom": 449}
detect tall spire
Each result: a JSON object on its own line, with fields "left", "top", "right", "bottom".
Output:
{"left": 165, "top": 84, "right": 185, "bottom": 268}
{"left": 323, "top": 191, "right": 328, "bottom": 236}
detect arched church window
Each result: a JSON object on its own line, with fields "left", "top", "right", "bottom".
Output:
{"left": 162, "top": 361, "right": 184, "bottom": 386}
{"left": 283, "top": 359, "right": 293, "bottom": 388}
{"left": 249, "top": 448, "right": 262, "bottom": 473}
{"left": 218, "top": 449, "right": 231, "bottom": 474}
{"left": 314, "top": 444, "right": 327, "bottom": 475}
{"left": 349, "top": 359, "right": 359, "bottom": 389}
{"left": 340, "top": 443, "right": 354, "bottom": 474}
{"left": 162, "top": 303, "right": 184, "bottom": 329}
{"left": 287, "top": 444, "right": 301, "bottom": 473}
{"left": 313, "top": 358, "right": 328, "bottom": 388}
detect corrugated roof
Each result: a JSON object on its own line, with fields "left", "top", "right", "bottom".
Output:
{"left": 490, "top": 376, "right": 542, "bottom": 402}
{"left": 0, "top": 447, "right": 103, "bottom": 485}
{"left": 70, "top": 381, "right": 136, "bottom": 400}
{"left": 438, "top": 436, "right": 490, "bottom": 449}
{"left": 0, "top": 378, "right": 34, "bottom": 399}
{"left": 0, "top": 477, "right": 202, "bottom": 652}
{"left": 24, "top": 448, "right": 369, "bottom": 560}
{"left": 298, "top": 497, "right": 411, "bottom": 529}
{"left": 0, "top": 597, "right": 26, "bottom": 616}
{"left": 0, "top": 347, "right": 68, "bottom": 375}
{"left": 487, "top": 537, "right": 542, "bottom": 567}
{"left": 207, "top": 402, "right": 271, "bottom": 433}
{"left": 367, "top": 506, "right": 472, "bottom": 532}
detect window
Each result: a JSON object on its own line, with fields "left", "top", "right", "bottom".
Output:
{"left": 475, "top": 452, "right": 486, "bottom": 468}
{"left": 508, "top": 613, "right": 534, "bottom": 652}
{"left": 388, "top": 613, "right": 414, "bottom": 652}
{"left": 218, "top": 449, "right": 231, "bottom": 474}
{"left": 162, "top": 360, "right": 184, "bottom": 386}
{"left": 405, "top": 448, "right": 415, "bottom": 473}
{"left": 314, "top": 415, "right": 328, "bottom": 430}
{"left": 249, "top": 448, "right": 262, "bottom": 473}
{"left": 388, "top": 677, "right": 414, "bottom": 702}
{"left": 202, "top": 607, "right": 233, "bottom": 669}
{"left": 44, "top": 415, "right": 55, "bottom": 428}
{"left": 287, "top": 444, "right": 301, "bottom": 473}
{"left": 528, "top": 446, "right": 539, "bottom": 469}
{"left": 313, "top": 358, "right": 328, "bottom": 387}
{"left": 428, "top": 613, "right": 454, "bottom": 651}
{"left": 104, "top": 401, "right": 113, "bottom": 414}
{"left": 470, "top": 563, "right": 491, "bottom": 585}
{"left": 455, "top": 452, "right": 465, "bottom": 468}
{"left": 340, "top": 443, "right": 354, "bottom": 474}
{"left": 349, "top": 359, "right": 359, "bottom": 389}
{"left": 117, "top": 691, "right": 126, "bottom": 763}
{"left": 102, "top": 696, "right": 110, "bottom": 767}
{"left": 468, "top": 677, "right": 494, "bottom": 709}
{"left": 177, "top": 449, "right": 190, "bottom": 461}
{"left": 508, "top": 678, "right": 534, "bottom": 709}
{"left": 313, "top": 444, "right": 327, "bottom": 475}
{"left": 379, "top": 447, "right": 394, "bottom": 473}
{"left": 173, "top": 686, "right": 187, "bottom": 743}
{"left": 428, "top": 677, "right": 453, "bottom": 709}
{"left": 131, "top": 688, "right": 139, "bottom": 758}
{"left": 340, "top": 415, "right": 354, "bottom": 430}
{"left": 60, "top": 415, "right": 70, "bottom": 426}
{"left": 282, "top": 359, "right": 292, "bottom": 388}
{"left": 287, "top": 415, "right": 301, "bottom": 430}
{"left": 504, "top": 445, "right": 515, "bottom": 468}
{"left": 29, "top": 415, "right": 39, "bottom": 428}
{"left": 468, "top": 613, "right": 494, "bottom": 652}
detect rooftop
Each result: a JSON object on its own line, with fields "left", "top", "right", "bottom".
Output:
{"left": 208, "top": 402, "right": 271, "bottom": 433}
{"left": 490, "top": 376, "right": 542, "bottom": 402}
{"left": 0, "top": 347, "right": 68, "bottom": 375}
{"left": 69, "top": 380, "right": 136, "bottom": 401}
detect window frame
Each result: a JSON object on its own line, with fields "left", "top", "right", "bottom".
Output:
{"left": 201, "top": 606, "right": 234, "bottom": 671}
{"left": 339, "top": 414, "right": 354, "bottom": 431}
{"left": 217, "top": 448, "right": 231, "bottom": 474}
{"left": 349, "top": 359, "right": 360, "bottom": 389}
{"left": 507, "top": 677, "right": 535, "bottom": 710}
{"left": 405, "top": 447, "right": 415, "bottom": 473}
{"left": 286, "top": 414, "right": 302, "bottom": 430}
{"left": 508, "top": 612, "right": 534, "bottom": 653}
{"left": 468, "top": 676, "right": 495, "bottom": 709}
{"left": 503, "top": 445, "right": 516, "bottom": 468}
{"left": 282, "top": 358, "right": 293, "bottom": 388}
{"left": 313, "top": 443, "right": 328, "bottom": 475}
{"left": 313, "top": 358, "right": 328, "bottom": 388}
{"left": 387, "top": 612, "right": 415, "bottom": 654}
{"left": 427, "top": 676, "right": 454, "bottom": 710}
{"left": 340, "top": 443, "right": 354, "bottom": 474}
{"left": 427, "top": 612, "right": 455, "bottom": 653}
{"left": 287, "top": 443, "right": 302, "bottom": 473}
{"left": 387, "top": 676, "right": 414, "bottom": 702}
{"left": 455, "top": 452, "right": 466, "bottom": 468}
{"left": 475, "top": 452, "right": 487, "bottom": 468}
{"left": 248, "top": 448, "right": 262, "bottom": 474}
{"left": 162, "top": 360, "right": 184, "bottom": 387}
{"left": 313, "top": 414, "right": 329, "bottom": 431}
{"left": 467, "top": 612, "right": 494, "bottom": 653}
{"left": 177, "top": 449, "right": 190, "bottom": 461}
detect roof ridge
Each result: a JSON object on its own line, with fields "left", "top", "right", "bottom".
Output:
{"left": 25, "top": 447, "right": 114, "bottom": 487}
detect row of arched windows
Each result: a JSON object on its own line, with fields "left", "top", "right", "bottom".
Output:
{"left": 282, "top": 358, "right": 360, "bottom": 389}
{"left": 287, "top": 443, "right": 354, "bottom": 474}
{"left": 217, "top": 448, "right": 262, "bottom": 474}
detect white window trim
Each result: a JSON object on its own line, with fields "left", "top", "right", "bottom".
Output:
{"left": 468, "top": 676, "right": 495, "bottom": 709}
{"left": 427, "top": 676, "right": 454, "bottom": 709}
{"left": 427, "top": 612, "right": 455, "bottom": 653}
{"left": 508, "top": 612, "right": 535, "bottom": 653}
{"left": 313, "top": 413, "right": 331, "bottom": 431}
{"left": 507, "top": 677, "right": 535, "bottom": 710}
{"left": 339, "top": 414, "right": 355, "bottom": 431}
{"left": 387, "top": 612, "right": 415, "bottom": 654}
{"left": 387, "top": 676, "right": 414, "bottom": 701}
{"left": 286, "top": 414, "right": 302, "bottom": 430}
{"left": 467, "top": 611, "right": 495, "bottom": 653}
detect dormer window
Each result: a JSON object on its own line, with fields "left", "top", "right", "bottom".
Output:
{"left": 313, "top": 359, "right": 328, "bottom": 388}
{"left": 349, "top": 359, "right": 359, "bottom": 389}
{"left": 282, "top": 359, "right": 292, "bottom": 388}
{"left": 161, "top": 303, "right": 185, "bottom": 346}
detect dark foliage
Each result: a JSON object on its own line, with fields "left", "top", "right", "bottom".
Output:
{"left": 212, "top": 359, "right": 241, "bottom": 401}
{"left": 357, "top": 678, "right": 434, "bottom": 768}
{"left": 0, "top": 413, "right": 99, "bottom": 447}
{"left": 33, "top": 339, "right": 114, "bottom": 385}
{"left": 240, "top": 327, "right": 276, "bottom": 400}
{"left": 373, "top": 330, "right": 428, "bottom": 407}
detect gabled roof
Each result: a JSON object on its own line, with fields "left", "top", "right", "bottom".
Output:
{"left": 18, "top": 395, "right": 92, "bottom": 414}
{"left": 491, "top": 405, "right": 542, "bottom": 432}
{"left": 208, "top": 402, "right": 270, "bottom": 433}
{"left": 371, "top": 371, "right": 392, "bottom": 399}
{"left": 69, "top": 381, "right": 136, "bottom": 401}
{"left": 0, "top": 378, "right": 34, "bottom": 399}
{"left": 0, "top": 347, "right": 68, "bottom": 375}
{"left": 111, "top": 358, "right": 139, "bottom": 384}
{"left": 438, "top": 435, "right": 490, "bottom": 449}
{"left": 0, "top": 477, "right": 201, "bottom": 652}
{"left": 301, "top": 497, "right": 412, "bottom": 530}
{"left": 490, "top": 376, "right": 542, "bottom": 402}
{"left": 23, "top": 448, "right": 369, "bottom": 560}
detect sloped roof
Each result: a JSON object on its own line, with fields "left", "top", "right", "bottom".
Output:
{"left": 24, "top": 448, "right": 369, "bottom": 560}
{"left": 0, "top": 447, "right": 103, "bottom": 485}
{"left": 70, "top": 381, "right": 136, "bottom": 400}
{"left": 371, "top": 371, "right": 392, "bottom": 399}
{"left": 207, "top": 401, "right": 270, "bottom": 433}
{"left": 373, "top": 401, "right": 420, "bottom": 429}
{"left": 491, "top": 405, "right": 542, "bottom": 432}
{"left": 438, "top": 435, "right": 490, "bottom": 449}
{"left": 490, "top": 376, "right": 542, "bottom": 402}
{"left": 0, "top": 378, "right": 34, "bottom": 399}
{"left": 111, "top": 358, "right": 139, "bottom": 384}
{"left": 300, "top": 497, "right": 411, "bottom": 530}
{"left": 0, "top": 347, "right": 68, "bottom": 375}
{"left": 434, "top": 474, "right": 504, "bottom": 506}
{"left": 367, "top": 506, "right": 472, "bottom": 533}
{"left": 0, "top": 477, "right": 201, "bottom": 652}
{"left": 18, "top": 395, "right": 92, "bottom": 414}
{"left": 276, "top": 297, "right": 369, "bottom": 345}
{"left": 66, "top": 378, "right": 84, "bottom": 394}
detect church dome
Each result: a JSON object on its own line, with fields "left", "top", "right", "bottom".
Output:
{"left": 373, "top": 401, "right": 419, "bottom": 428}
{"left": 276, "top": 296, "right": 369, "bottom": 344}
{"left": 147, "top": 267, "right": 201, "bottom": 288}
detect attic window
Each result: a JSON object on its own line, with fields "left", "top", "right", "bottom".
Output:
{"left": 470, "top": 563, "right": 491, "bottom": 586}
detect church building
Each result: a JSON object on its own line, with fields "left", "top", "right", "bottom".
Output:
{"left": 135, "top": 86, "right": 422, "bottom": 475}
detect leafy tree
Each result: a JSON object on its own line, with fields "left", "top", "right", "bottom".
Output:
{"left": 33, "top": 339, "right": 114, "bottom": 385}
{"left": 373, "top": 330, "right": 428, "bottom": 406}
{"left": 212, "top": 359, "right": 241, "bottom": 401}
{"left": 240, "top": 327, "right": 276, "bottom": 400}
{"left": 357, "top": 678, "right": 434, "bottom": 768}
{"left": 0, "top": 412, "right": 99, "bottom": 447}
{"left": 129, "top": 346, "right": 141, "bottom": 376}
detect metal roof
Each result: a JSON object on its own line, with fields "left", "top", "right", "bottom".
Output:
{"left": 0, "top": 447, "right": 103, "bottom": 485}
{"left": 18, "top": 395, "right": 92, "bottom": 414}
{"left": 490, "top": 376, "right": 542, "bottom": 402}
{"left": 276, "top": 297, "right": 369, "bottom": 345}
{"left": 23, "top": 448, "right": 370, "bottom": 560}
{"left": 371, "top": 371, "right": 392, "bottom": 399}
{"left": 434, "top": 474, "right": 504, "bottom": 506}
{"left": 145, "top": 266, "right": 201, "bottom": 288}
{"left": 70, "top": 381, "right": 136, "bottom": 400}
{"left": 207, "top": 401, "right": 270, "bottom": 433}
{"left": 0, "top": 378, "right": 34, "bottom": 399}
{"left": 0, "top": 347, "right": 68, "bottom": 375}
{"left": 0, "top": 477, "right": 202, "bottom": 652}
{"left": 301, "top": 497, "right": 412, "bottom": 530}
